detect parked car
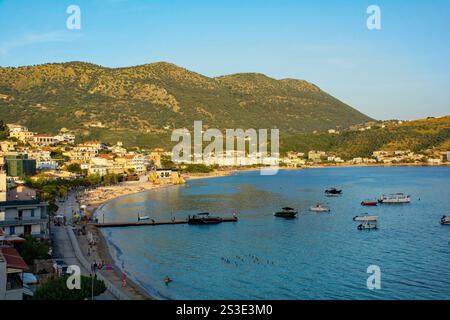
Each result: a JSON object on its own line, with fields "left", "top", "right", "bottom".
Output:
{"left": 52, "top": 259, "right": 69, "bottom": 276}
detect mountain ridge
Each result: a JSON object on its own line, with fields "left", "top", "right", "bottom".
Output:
{"left": 0, "top": 61, "right": 372, "bottom": 148}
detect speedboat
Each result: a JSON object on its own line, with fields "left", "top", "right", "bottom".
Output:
{"left": 353, "top": 215, "right": 378, "bottom": 222}
{"left": 325, "top": 188, "right": 342, "bottom": 195}
{"left": 274, "top": 207, "right": 298, "bottom": 218}
{"left": 188, "top": 213, "right": 223, "bottom": 225}
{"left": 378, "top": 193, "right": 411, "bottom": 204}
{"left": 309, "top": 203, "right": 330, "bottom": 213}
{"left": 361, "top": 201, "right": 378, "bottom": 206}
{"left": 357, "top": 221, "right": 378, "bottom": 230}
{"left": 441, "top": 216, "right": 450, "bottom": 225}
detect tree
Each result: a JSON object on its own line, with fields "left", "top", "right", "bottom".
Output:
{"left": 0, "top": 120, "right": 8, "bottom": 140}
{"left": 34, "top": 276, "right": 107, "bottom": 300}
{"left": 66, "top": 163, "right": 82, "bottom": 174}
{"left": 16, "top": 235, "right": 51, "bottom": 265}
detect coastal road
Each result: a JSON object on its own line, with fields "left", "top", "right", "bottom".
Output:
{"left": 52, "top": 191, "right": 116, "bottom": 300}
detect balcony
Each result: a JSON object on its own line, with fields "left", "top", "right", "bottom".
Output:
{"left": 0, "top": 217, "right": 47, "bottom": 227}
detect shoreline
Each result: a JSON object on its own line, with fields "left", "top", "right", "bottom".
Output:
{"left": 79, "top": 163, "right": 449, "bottom": 300}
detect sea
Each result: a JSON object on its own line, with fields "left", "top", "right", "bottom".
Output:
{"left": 98, "top": 166, "right": 450, "bottom": 300}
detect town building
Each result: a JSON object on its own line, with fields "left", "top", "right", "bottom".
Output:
{"left": 0, "top": 246, "right": 28, "bottom": 300}
{"left": 53, "top": 133, "right": 76, "bottom": 145}
{"left": 5, "top": 154, "right": 37, "bottom": 177}
{"left": 308, "top": 151, "right": 327, "bottom": 163}
{"left": 0, "top": 199, "right": 49, "bottom": 239}
{"left": 9, "top": 130, "right": 34, "bottom": 143}
{"left": 0, "top": 158, "right": 6, "bottom": 202}
{"left": 31, "top": 134, "right": 57, "bottom": 147}
{"left": 27, "top": 149, "right": 58, "bottom": 171}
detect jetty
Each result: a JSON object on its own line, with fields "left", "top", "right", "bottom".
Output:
{"left": 93, "top": 217, "right": 238, "bottom": 228}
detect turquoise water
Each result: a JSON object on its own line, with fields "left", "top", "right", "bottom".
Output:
{"left": 100, "top": 167, "right": 450, "bottom": 300}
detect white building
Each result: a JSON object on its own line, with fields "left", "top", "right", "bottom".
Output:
{"left": 0, "top": 175, "right": 48, "bottom": 239}
{"left": 0, "top": 246, "right": 28, "bottom": 300}
{"left": 53, "top": 133, "right": 76, "bottom": 145}
{"left": 31, "top": 134, "right": 57, "bottom": 146}
{"left": 27, "top": 149, "right": 58, "bottom": 171}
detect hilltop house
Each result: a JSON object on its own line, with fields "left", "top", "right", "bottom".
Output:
{"left": 53, "top": 133, "right": 76, "bottom": 145}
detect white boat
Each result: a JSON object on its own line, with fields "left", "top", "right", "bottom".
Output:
{"left": 441, "top": 216, "right": 450, "bottom": 225}
{"left": 309, "top": 204, "right": 330, "bottom": 212}
{"left": 138, "top": 214, "right": 150, "bottom": 221}
{"left": 378, "top": 193, "right": 411, "bottom": 204}
{"left": 357, "top": 221, "right": 378, "bottom": 230}
{"left": 353, "top": 215, "right": 378, "bottom": 222}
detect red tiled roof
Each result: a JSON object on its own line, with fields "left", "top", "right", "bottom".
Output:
{"left": 0, "top": 247, "right": 29, "bottom": 270}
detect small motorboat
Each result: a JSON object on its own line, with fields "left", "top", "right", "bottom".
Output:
{"left": 361, "top": 201, "right": 378, "bottom": 206}
{"left": 274, "top": 207, "right": 298, "bottom": 218}
{"left": 378, "top": 193, "right": 411, "bottom": 204}
{"left": 357, "top": 221, "right": 378, "bottom": 230}
{"left": 325, "top": 188, "right": 342, "bottom": 195}
{"left": 353, "top": 215, "right": 378, "bottom": 222}
{"left": 188, "top": 213, "right": 223, "bottom": 225}
{"left": 138, "top": 214, "right": 150, "bottom": 221}
{"left": 440, "top": 216, "right": 450, "bottom": 225}
{"left": 325, "top": 193, "right": 340, "bottom": 198}
{"left": 309, "top": 203, "right": 330, "bottom": 213}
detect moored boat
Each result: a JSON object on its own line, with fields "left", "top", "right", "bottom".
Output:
{"left": 138, "top": 213, "right": 150, "bottom": 221}
{"left": 353, "top": 215, "right": 378, "bottom": 222}
{"left": 325, "top": 188, "right": 342, "bottom": 195}
{"left": 357, "top": 221, "right": 378, "bottom": 230}
{"left": 378, "top": 193, "right": 411, "bottom": 204}
{"left": 274, "top": 207, "right": 298, "bottom": 218}
{"left": 309, "top": 203, "right": 330, "bottom": 212}
{"left": 188, "top": 213, "right": 223, "bottom": 225}
{"left": 361, "top": 201, "right": 378, "bottom": 206}
{"left": 440, "top": 216, "right": 450, "bottom": 225}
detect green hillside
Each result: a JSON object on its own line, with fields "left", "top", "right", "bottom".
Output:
{"left": 0, "top": 61, "right": 371, "bottom": 148}
{"left": 281, "top": 116, "right": 450, "bottom": 158}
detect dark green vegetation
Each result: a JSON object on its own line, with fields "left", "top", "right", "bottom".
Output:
{"left": 280, "top": 117, "right": 450, "bottom": 158}
{"left": 34, "top": 275, "right": 106, "bottom": 300}
{"left": 0, "top": 120, "right": 8, "bottom": 139}
{"left": 182, "top": 164, "right": 219, "bottom": 173}
{"left": 16, "top": 235, "right": 51, "bottom": 265}
{"left": 0, "top": 61, "right": 371, "bottom": 148}
{"left": 25, "top": 174, "right": 123, "bottom": 215}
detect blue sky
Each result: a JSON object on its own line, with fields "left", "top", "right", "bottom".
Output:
{"left": 0, "top": 0, "right": 449, "bottom": 120}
